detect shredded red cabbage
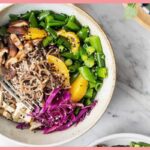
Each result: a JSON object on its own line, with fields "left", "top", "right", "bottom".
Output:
{"left": 30, "top": 87, "right": 97, "bottom": 134}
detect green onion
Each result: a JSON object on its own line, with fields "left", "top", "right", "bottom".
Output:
{"left": 86, "top": 46, "right": 95, "bottom": 55}
{"left": 96, "top": 53, "right": 105, "bottom": 67}
{"left": 84, "top": 56, "right": 95, "bottom": 68}
{"left": 85, "top": 88, "right": 93, "bottom": 98}
{"left": 79, "top": 47, "right": 88, "bottom": 61}
{"left": 97, "top": 67, "right": 107, "bottom": 78}
{"left": 65, "top": 59, "right": 73, "bottom": 66}
{"left": 85, "top": 35, "right": 103, "bottom": 53}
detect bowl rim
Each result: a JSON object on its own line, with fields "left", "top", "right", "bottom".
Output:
{"left": 0, "top": 3, "right": 116, "bottom": 146}
{"left": 89, "top": 133, "right": 150, "bottom": 146}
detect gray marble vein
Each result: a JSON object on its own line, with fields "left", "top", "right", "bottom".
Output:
{"left": 0, "top": 4, "right": 150, "bottom": 146}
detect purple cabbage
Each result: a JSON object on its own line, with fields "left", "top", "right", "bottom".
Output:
{"left": 28, "top": 88, "right": 97, "bottom": 134}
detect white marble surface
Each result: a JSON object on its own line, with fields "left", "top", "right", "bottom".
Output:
{"left": 1, "top": 4, "right": 150, "bottom": 146}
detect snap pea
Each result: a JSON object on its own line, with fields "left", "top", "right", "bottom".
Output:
{"left": 85, "top": 35, "right": 103, "bottom": 53}
{"left": 61, "top": 52, "right": 78, "bottom": 60}
{"left": 65, "top": 59, "right": 73, "bottom": 66}
{"left": 53, "top": 13, "right": 68, "bottom": 21}
{"left": 45, "top": 15, "right": 54, "bottom": 24}
{"left": 84, "top": 56, "right": 95, "bottom": 68}
{"left": 96, "top": 53, "right": 105, "bottom": 67}
{"left": 56, "top": 36, "right": 71, "bottom": 50}
{"left": 65, "top": 16, "right": 81, "bottom": 31}
{"left": 9, "top": 14, "right": 19, "bottom": 21}
{"left": 46, "top": 27, "right": 57, "bottom": 39}
{"left": 97, "top": 67, "right": 107, "bottom": 78}
{"left": 42, "top": 36, "right": 53, "bottom": 47}
{"left": 38, "top": 11, "right": 50, "bottom": 20}
{"left": 29, "top": 12, "right": 38, "bottom": 28}
{"left": 79, "top": 66, "right": 96, "bottom": 83}
{"left": 46, "top": 20, "right": 66, "bottom": 28}
{"left": 77, "top": 26, "right": 89, "bottom": 41}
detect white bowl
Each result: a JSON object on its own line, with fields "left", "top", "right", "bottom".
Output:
{"left": 89, "top": 133, "right": 150, "bottom": 146}
{"left": 0, "top": 4, "right": 116, "bottom": 146}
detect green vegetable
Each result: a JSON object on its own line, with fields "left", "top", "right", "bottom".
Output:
{"left": 79, "top": 66, "right": 96, "bottom": 83}
{"left": 125, "top": 3, "right": 137, "bottom": 19}
{"left": 69, "top": 62, "right": 80, "bottom": 73}
{"left": 89, "top": 82, "right": 102, "bottom": 91}
{"left": 45, "top": 15, "right": 54, "bottom": 23}
{"left": 85, "top": 35, "right": 103, "bottom": 53}
{"left": 74, "top": 107, "right": 80, "bottom": 115}
{"left": 96, "top": 53, "right": 105, "bottom": 67}
{"left": 86, "top": 46, "right": 95, "bottom": 55}
{"left": 39, "top": 21, "right": 46, "bottom": 28}
{"left": 130, "top": 142, "right": 150, "bottom": 147}
{"left": 59, "top": 45, "right": 65, "bottom": 52}
{"left": 70, "top": 72, "right": 79, "bottom": 83}
{"left": 65, "top": 59, "right": 73, "bottom": 66}
{"left": 77, "top": 26, "right": 89, "bottom": 40}
{"left": 65, "top": 16, "right": 81, "bottom": 31}
{"left": 42, "top": 36, "right": 53, "bottom": 47}
{"left": 95, "top": 82, "right": 102, "bottom": 91}
{"left": 0, "top": 26, "right": 7, "bottom": 36}
{"left": 56, "top": 37, "right": 71, "bottom": 49}
{"left": 29, "top": 12, "right": 38, "bottom": 27}
{"left": 85, "top": 88, "right": 93, "bottom": 98}
{"left": 21, "top": 12, "right": 31, "bottom": 20}
{"left": 97, "top": 67, "right": 107, "bottom": 78}
{"left": 61, "top": 52, "right": 78, "bottom": 60}
{"left": 38, "top": 11, "right": 50, "bottom": 20}
{"left": 84, "top": 99, "right": 92, "bottom": 106}
{"left": 46, "top": 27, "right": 57, "bottom": 39}
{"left": 84, "top": 56, "right": 95, "bottom": 68}
{"left": 9, "top": 14, "right": 19, "bottom": 21}
{"left": 46, "top": 20, "right": 66, "bottom": 27}
{"left": 80, "top": 47, "right": 88, "bottom": 61}
{"left": 53, "top": 13, "right": 68, "bottom": 21}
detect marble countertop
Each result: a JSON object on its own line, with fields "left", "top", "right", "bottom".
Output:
{"left": 1, "top": 4, "right": 150, "bottom": 146}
